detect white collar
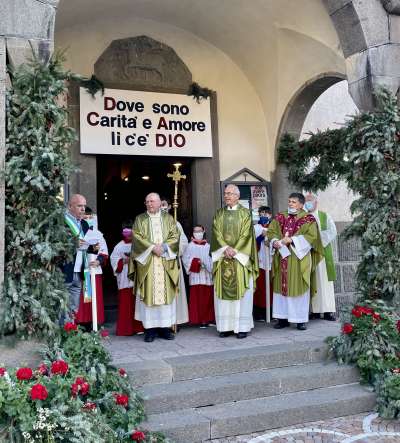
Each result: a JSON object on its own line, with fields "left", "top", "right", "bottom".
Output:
{"left": 227, "top": 204, "right": 239, "bottom": 210}
{"left": 147, "top": 210, "right": 161, "bottom": 218}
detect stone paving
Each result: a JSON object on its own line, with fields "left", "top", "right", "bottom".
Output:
{"left": 208, "top": 413, "right": 400, "bottom": 443}
{"left": 105, "top": 318, "right": 341, "bottom": 363}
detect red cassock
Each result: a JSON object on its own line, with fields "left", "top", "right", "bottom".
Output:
{"left": 188, "top": 258, "right": 215, "bottom": 325}
{"left": 253, "top": 269, "right": 273, "bottom": 308}
{"left": 115, "top": 258, "right": 144, "bottom": 336}
{"left": 76, "top": 274, "right": 105, "bottom": 325}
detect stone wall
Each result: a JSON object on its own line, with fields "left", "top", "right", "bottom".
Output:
{"left": 333, "top": 223, "right": 361, "bottom": 316}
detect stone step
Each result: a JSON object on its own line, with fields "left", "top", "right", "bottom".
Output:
{"left": 141, "top": 362, "right": 359, "bottom": 414}
{"left": 124, "top": 340, "right": 327, "bottom": 386}
{"left": 144, "top": 383, "right": 376, "bottom": 443}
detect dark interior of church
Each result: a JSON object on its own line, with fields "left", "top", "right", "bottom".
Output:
{"left": 96, "top": 155, "right": 193, "bottom": 313}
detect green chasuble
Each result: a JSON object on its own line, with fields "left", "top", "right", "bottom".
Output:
{"left": 318, "top": 210, "right": 337, "bottom": 281}
{"left": 211, "top": 205, "right": 259, "bottom": 301}
{"left": 267, "top": 210, "right": 324, "bottom": 298}
{"left": 128, "top": 211, "right": 179, "bottom": 307}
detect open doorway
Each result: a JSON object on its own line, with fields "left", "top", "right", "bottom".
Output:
{"left": 96, "top": 155, "right": 193, "bottom": 315}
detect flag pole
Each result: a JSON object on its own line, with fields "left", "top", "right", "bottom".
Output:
{"left": 90, "top": 267, "right": 98, "bottom": 332}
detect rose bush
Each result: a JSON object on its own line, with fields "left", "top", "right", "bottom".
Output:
{"left": 328, "top": 299, "right": 400, "bottom": 418}
{"left": 0, "top": 326, "right": 169, "bottom": 442}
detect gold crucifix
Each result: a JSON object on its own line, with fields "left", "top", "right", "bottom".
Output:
{"left": 167, "top": 163, "right": 186, "bottom": 222}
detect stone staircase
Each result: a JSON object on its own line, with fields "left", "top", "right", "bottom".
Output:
{"left": 121, "top": 340, "right": 375, "bottom": 442}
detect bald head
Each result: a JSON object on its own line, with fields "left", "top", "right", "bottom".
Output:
{"left": 68, "top": 194, "right": 86, "bottom": 219}
{"left": 145, "top": 192, "right": 162, "bottom": 214}
{"left": 224, "top": 184, "right": 240, "bottom": 207}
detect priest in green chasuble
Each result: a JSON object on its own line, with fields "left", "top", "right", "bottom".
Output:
{"left": 211, "top": 184, "right": 259, "bottom": 339}
{"left": 267, "top": 193, "right": 324, "bottom": 331}
{"left": 128, "top": 193, "right": 180, "bottom": 342}
{"left": 304, "top": 193, "right": 337, "bottom": 321}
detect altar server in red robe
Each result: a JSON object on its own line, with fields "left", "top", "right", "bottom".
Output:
{"left": 182, "top": 225, "right": 215, "bottom": 328}
{"left": 110, "top": 225, "right": 144, "bottom": 336}
{"left": 253, "top": 206, "right": 273, "bottom": 321}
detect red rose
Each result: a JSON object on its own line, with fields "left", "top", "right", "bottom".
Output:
{"left": 83, "top": 401, "right": 96, "bottom": 410}
{"left": 30, "top": 383, "right": 48, "bottom": 401}
{"left": 351, "top": 306, "right": 362, "bottom": 318}
{"left": 16, "top": 367, "right": 33, "bottom": 381}
{"left": 80, "top": 382, "right": 90, "bottom": 396}
{"left": 373, "top": 312, "right": 381, "bottom": 322}
{"left": 64, "top": 322, "right": 78, "bottom": 332}
{"left": 51, "top": 360, "right": 69, "bottom": 376}
{"left": 119, "top": 368, "right": 127, "bottom": 377}
{"left": 392, "top": 368, "right": 400, "bottom": 374}
{"left": 131, "top": 430, "right": 146, "bottom": 441}
{"left": 114, "top": 393, "right": 129, "bottom": 407}
{"left": 71, "top": 382, "right": 79, "bottom": 397}
{"left": 397, "top": 320, "right": 400, "bottom": 333}
{"left": 37, "top": 363, "right": 48, "bottom": 376}
{"left": 342, "top": 323, "right": 353, "bottom": 334}
{"left": 75, "top": 376, "right": 86, "bottom": 385}
{"left": 100, "top": 329, "right": 109, "bottom": 338}
{"left": 0, "top": 367, "right": 6, "bottom": 377}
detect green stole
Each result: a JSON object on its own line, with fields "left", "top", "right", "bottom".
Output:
{"left": 318, "top": 211, "right": 336, "bottom": 281}
{"left": 64, "top": 213, "right": 92, "bottom": 302}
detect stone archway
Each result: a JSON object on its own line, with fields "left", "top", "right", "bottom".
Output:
{"left": 324, "top": 0, "right": 400, "bottom": 110}
{"left": 272, "top": 72, "right": 346, "bottom": 212}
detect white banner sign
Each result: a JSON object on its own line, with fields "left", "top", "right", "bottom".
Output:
{"left": 79, "top": 87, "right": 213, "bottom": 157}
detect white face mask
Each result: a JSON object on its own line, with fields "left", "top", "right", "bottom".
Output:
{"left": 288, "top": 207, "right": 298, "bottom": 215}
{"left": 304, "top": 201, "right": 315, "bottom": 212}
{"left": 193, "top": 232, "right": 204, "bottom": 240}
{"left": 161, "top": 206, "right": 169, "bottom": 212}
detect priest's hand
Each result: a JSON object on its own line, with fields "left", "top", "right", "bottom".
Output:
{"left": 224, "top": 246, "right": 236, "bottom": 258}
{"left": 282, "top": 231, "right": 292, "bottom": 245}
{"left": 152, "top": 244, "right": 164, "bottom": 257}
{"left": 273, "top": 241, "right": 282, "bottom": 249}
{"left": 93, "top": 242, "right": 100, "bottom": 252}
{"left": 89, "top": 260, "right": 100, "bottom": 268}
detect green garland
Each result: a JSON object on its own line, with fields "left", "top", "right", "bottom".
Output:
{"left": 1, "top": 54, "right": 77, "bottom": 338}
{"left": 187, "top": 82, "right": 213, "bottom": 104}
{"left": 278, "top": 88, "right": 400, "bottom": 304}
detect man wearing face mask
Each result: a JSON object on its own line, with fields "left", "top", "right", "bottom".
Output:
{"left": 304, "top": 193, "right": 337, "bottom": 321}
{"left": 253, "top": 206, "right": 272, "bottom": 321}
{"left": 211, "top": 184, "right": 259, "bottom": 339}
{"left": 267, "top": 193, "right": 324, "bottom": 330}
{"left": 160, "top": 199, "right": 189, "bottom": 326}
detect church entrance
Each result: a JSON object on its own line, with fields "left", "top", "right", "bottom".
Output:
{"left": 96, "top": 155, "right": 193, "bottom": 317}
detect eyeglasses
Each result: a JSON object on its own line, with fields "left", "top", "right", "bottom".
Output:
{"left": 224, "top": 192, "right": 238, "bottom": 196}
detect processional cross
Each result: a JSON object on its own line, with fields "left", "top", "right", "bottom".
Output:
{"left": 167, "top": 163, "right": 186, "bottom": 222}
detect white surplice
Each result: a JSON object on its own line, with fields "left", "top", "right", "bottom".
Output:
{"left": 134, "top": 211, "right": 177, "bottom": 329}
{"left": 271, "top": 234, "right": 311, "bottom": 324}
{"left": 110, "top": 240, "right": 133, "bottom": 290}
{"left": 311, "top": 210, "right": 337, "bottom": 314}
{"left": 212, "top": 205, "right": 254, "bottom": 333}
{"left": 182, "top": 241, "right": 213, "bottom": 286}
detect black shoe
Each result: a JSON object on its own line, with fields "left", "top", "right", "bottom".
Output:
{"left": 323, "top": 312, "right": 336, "bottom": 321}
{"left": 237, "top": 332, "right": 247, "bottom": 339}
{"left": 144, "top": 330, "right": 156, "bottom": 342}
{"left": 297, "top": 323, "right": 307, "bottom": 330}
{"left": 309, "top": 313, "right": 320, "bottom": 320}
{"left": 158, "top": 328, "right": 175, "bottom": 340}
{"left": 273, "top": 319, "right": 289, "bottom": 329}
{"left": 219, "top": 331, "right": 233, "bottom": 338}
